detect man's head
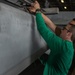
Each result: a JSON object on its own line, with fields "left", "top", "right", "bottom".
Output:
{"left": 60, "top": 18, "right": 75, "bottom": 41}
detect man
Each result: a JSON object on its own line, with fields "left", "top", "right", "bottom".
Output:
{"left": 55, "top": 19, "right": 75, "bottom": 75}
{"left": 29, "top": 1, "right": 75, "bottom": 75}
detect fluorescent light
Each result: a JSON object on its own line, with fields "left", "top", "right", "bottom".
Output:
{"left": 64, "top": 6, "right": 67, "bottom": 9}
{"left": 61, "top": 0, "right": 64, "bottom": 3}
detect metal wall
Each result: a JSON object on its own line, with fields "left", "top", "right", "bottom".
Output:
{"left": 0, "top": 3, "right": 47, "bottom": 75}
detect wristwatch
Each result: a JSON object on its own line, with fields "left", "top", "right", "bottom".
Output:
{"left": 36, "top": 9, "right": 41, "bottom": 13}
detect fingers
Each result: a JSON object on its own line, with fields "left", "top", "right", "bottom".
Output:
{"left": 32, "top": 1, "right": 40, "bottom": 9}
{"left": 28, "top": 7, "right": 36, "bottom": 13}
{"left": 31, "top": 0, "right": 39, "bottom": 6}
{"left": 31, "top": 1, "right": 37, "bottom": 6}
{"left": 31, "top": 3, "right": 34, "bottom": 7}
{"left": 35, "top": 1, "right": 38, "bottom": 4}
{"left": 28, "top": 7, "right": 32, "bottom": 11}
{"left": 27, "top": 0, "right": 40, "bottom": 13}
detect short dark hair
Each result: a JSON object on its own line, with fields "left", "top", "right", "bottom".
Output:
{"left": 70, "top": 24, "right": 75, "bottom": 41}
{"left": 72, "top": 18, "right": 75, "bottom": 21}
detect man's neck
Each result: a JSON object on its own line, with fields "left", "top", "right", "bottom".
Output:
{"left": 65, "top": 39, "right": 72, "bottom": 42}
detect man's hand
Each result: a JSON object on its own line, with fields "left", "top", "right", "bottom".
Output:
{"left": 28, "top": 7, "right": 36, "bottom": 13}
{"left": 32, "top": 1, "right": 40, "bottom": 10}
{"left": 28, "top": 1, "right": 41, "bottom": 13}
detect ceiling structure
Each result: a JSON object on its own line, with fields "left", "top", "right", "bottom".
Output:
{"left": 37, "top": 0, "right": 75, "bottom": 11}
{"left": 0, "top": 0, "right": 75, "bottom": 11}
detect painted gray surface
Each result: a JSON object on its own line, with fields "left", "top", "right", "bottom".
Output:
{"left": 48, "top": 11, "right": 75, "bottom": 25}
{"left": 0, "top": 3, "right": 47, "bottom": 75}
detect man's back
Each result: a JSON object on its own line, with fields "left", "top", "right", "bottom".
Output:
{"left": 36, "top": 13, "right": 74, "bottom": 75}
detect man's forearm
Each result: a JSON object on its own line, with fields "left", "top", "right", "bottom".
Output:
{"left": 41, "top": 13, "right": 56, "bottom": 32}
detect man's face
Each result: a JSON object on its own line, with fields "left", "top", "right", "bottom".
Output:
{"left": 60, "top": 20, "right": 75, "bottom": 40}
{"left": 60, "top": 26, "right": 70, "bottom": 40}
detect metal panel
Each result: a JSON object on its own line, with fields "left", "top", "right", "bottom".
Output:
{"left": 0, "top": 3, "right": 47, "bottom": 75}
{"left": 48, "top": 11, "right": 75, "bottom": 25}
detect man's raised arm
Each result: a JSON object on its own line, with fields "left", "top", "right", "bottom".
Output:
{"left": 29, "top": 1, "right": 56, "bottom": 32}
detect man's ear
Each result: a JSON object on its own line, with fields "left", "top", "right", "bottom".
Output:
{"left": 67, "top": 32, "right": 72, "bottom": 37}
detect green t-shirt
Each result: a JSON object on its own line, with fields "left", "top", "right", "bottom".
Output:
{"left": 36, "top": 13, "right": 74, "bottom": 75}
